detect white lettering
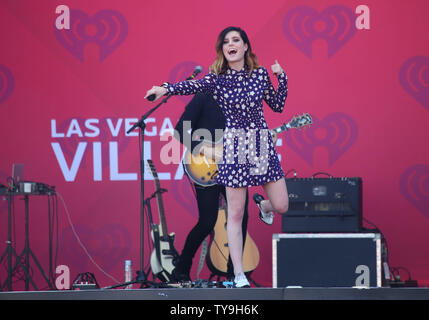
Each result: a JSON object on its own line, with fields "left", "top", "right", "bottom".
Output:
{"left": 144, "top": 118, "right": 157, "bottom": 136}
{"left": 50, "top": 117, "right": 184, "bottom": 181}
{"left": 125, "top": 118, "right": 139, "bottom": 137}
{"left": 66, "top": 119, "right": 83, "bottom": 137}
{"left": 109, "top": 142, "right": 137, "bottom": 180}
{"left": 55, "top": 5, "right": 70, "bottom": 30}
{"left": 355, "top": 5, "right": 370, "bottom": 30}
{"left": 51, "top": 119, "right": 65, "bottom": 138}
{"left": 84, "top": 119, "right": 100, "bottom": 137}
{"left": 55, "top": 265, "right": 70, "bottom": 290}
{"left": 159, "top": 117, "right": 174, "bottom": 136}
{"left": 51, "top": 142, "right": 87, "bottom": 182}
{"left": 355, "top": 265, "right": 370, "bottom": 287}
{"left": 93, "top": 142, "right": 102, "bottom": 181}
{"left": 159, "top": 133, "right": 181, "bottom": 165}
{"left": 106, "top": 118, "right": 123, "bottom": 137}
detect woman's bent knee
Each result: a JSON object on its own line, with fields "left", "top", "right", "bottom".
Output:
{"left": 274, "top": 201, "right": 288, "bottom": 214}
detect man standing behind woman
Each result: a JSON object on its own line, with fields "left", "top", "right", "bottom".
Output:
{"left": 145, "top": 26, "right": 289, "bottom": 288}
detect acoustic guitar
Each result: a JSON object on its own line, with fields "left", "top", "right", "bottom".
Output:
{"left": 183, "top": 113, "right": 313, "bottom": 187}
{"left": 206, "top": 196, "right": 260, "bottom": 277}
{"left": 147, "top": 159, "right": 179, "bottom": 282}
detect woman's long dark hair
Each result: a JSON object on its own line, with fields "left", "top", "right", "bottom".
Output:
{"left": 209, "top": 26, "right": 260, "bottom": 75}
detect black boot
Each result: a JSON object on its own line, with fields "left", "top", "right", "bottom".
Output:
{"left": 171, "top": 256, "right": 191, "bottom": 282}
{"left": 172, "top": 268, "right": 191, "bottom": 282}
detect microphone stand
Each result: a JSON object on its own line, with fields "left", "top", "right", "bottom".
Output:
{"left": 126, "top": 72, "right": 199, "bottom": 286}
{"left": 104, "top": 94, "right": 173, "bottom": 290}
{"left": 133, "top": 94, "right": 173, "bottom": 286}
{"left": 104, "top": 67, "right": 200, "bottom": 290}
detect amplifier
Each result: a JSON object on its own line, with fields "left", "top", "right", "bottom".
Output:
{"left": 283, "top": 177, "right": 362, "bottom": 233}
{"left": 272, "top": 233, "right": 383, "bottom": 288}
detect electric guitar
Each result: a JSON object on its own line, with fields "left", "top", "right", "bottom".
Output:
{"left": 147, "top": 159, "right": 179, "bottom": 282}
{"left": 183, "top": 113, "right": 313, "bottom": 186}
{"left": 206, "top": 196, "right": 260, "bottom": 276}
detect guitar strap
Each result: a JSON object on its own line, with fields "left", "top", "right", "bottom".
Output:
{"left": 196, "top": 236, "right": 208, "bottom": 280}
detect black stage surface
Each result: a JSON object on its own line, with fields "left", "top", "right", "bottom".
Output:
{"left": 1, "top": 287, "right": 429, "bottom": 300}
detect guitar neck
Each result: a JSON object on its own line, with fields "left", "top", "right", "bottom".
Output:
{"left": 273, "top": 122, "right": 291, "bottom": 134}
{"left": 154, "top": 179, "right": 168, "bottom": 236}
{"left": 272, "top": 114, "right": 312, "bottom": 135}
{"left": 147, "top": 159, "right": 169, "bottom": 237}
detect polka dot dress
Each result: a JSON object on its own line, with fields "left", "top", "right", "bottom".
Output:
{"left": 166, "top": 66, "right": 288, "bottom": 188}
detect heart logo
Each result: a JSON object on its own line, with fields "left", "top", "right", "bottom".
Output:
{"left": 0, "top": 65, "right": 14, "bottom": 104}
{"left": 168, "top": 61, "right": 207, "bottom": 104}
{"left": 400, "top": 164, "right": 429, "bottom": 220}
{"left": 399, "top": 56, "right": 429, "bottom": 110}
{"left": 282, "top": 5, "right": 357, "bottom": 58}
{"left": 284, "top": 112, "right": 358, "bottom": 166}
{"left": 54, "top": 9, "right": 128, "bottom": 62}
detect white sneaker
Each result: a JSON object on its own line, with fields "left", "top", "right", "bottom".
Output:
{"left": 234, "top": 273, "right": 250, "bottom": 288}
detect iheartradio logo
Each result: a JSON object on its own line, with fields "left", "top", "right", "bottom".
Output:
{"left": 54, "top": 8, "right": 128, "bottom": 62}
{"left": 400, "top": 164, "right": 429, "bottom": 219}
{"left": 0, "top": 65, "right": 14, "bottom": 104}
{"left": 168, "top": 61, "right": 207, "bottom": 104}
{"left": 284, "top": 112, "right": 358, "bottom": 166}
{"left": 282, "top": 5, "right": 364, "bottom": 58}
{"left": 399, "top": 56, "right": 429, "bottom": 110}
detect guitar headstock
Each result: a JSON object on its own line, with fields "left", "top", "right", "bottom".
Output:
{"left": 146, "top": 159, "right": 158, "bottom": 179}
{"left": 287, "top": 113, "right": 312, "bottom": 130}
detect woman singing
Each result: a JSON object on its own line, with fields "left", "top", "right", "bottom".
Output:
{"left": 145, "top": 26, "right": 289, "bottom": 288}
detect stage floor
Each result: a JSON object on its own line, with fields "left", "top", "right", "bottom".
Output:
{"left": 1, "top": 287, "right": 428, "bottom": 300}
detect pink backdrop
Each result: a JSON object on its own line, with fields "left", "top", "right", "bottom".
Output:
{"left": 1, "top": 0, "right": 429, "bottom": 289}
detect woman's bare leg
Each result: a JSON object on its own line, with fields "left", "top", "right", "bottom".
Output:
{"left": 260, "top": 177, "right": 289, "bottom": 214}
{"left": 225, "top": 186, "right": 247, "bottom": 275}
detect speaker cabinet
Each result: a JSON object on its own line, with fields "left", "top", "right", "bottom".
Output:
{"left": 272, "top": 233, "right": 382, "bottom": 288}
{"left": 283, "top": 177, "right": 362, "bottom": 233}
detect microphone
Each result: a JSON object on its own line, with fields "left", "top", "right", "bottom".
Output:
{"left": 185, "top": 65, "right": 203, "bottom": 80}
{"left": 146, "top": 65, "right": 203, "bottom": 101}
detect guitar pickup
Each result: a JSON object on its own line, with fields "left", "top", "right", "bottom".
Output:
{"left": 161, "top": 250, "right": 175, "bottom": 256}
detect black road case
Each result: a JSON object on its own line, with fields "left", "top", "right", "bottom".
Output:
{"left": 272, "top": 233, "right": 383, "bottom": 288}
